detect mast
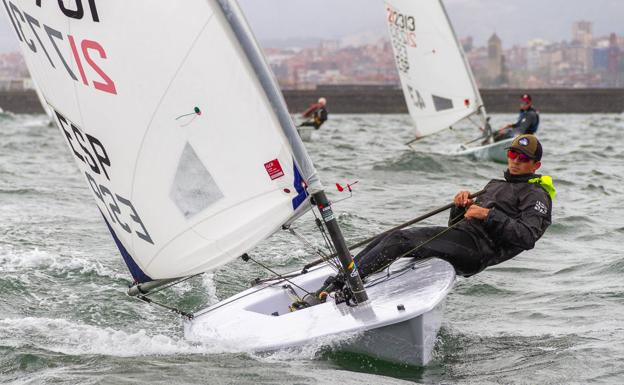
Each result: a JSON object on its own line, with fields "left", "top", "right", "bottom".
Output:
{"left": 311, "top": 191, "right": 368, "bottom": 303}
{"left": 438, "top": 0, "right": 488, "bottom": 128}
{"left": 219, "top": 0, "right": 367, "bottom": 303}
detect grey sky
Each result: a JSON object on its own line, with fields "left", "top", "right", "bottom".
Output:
{"left": 1, "top": 0, "right": 622, "bottom": 53}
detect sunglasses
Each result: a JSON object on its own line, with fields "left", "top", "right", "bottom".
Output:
{"left": 507, "top": 150, "right": 532, "bottom": 163}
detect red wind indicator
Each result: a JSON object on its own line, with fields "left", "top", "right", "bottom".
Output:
{"left": 336, "top": 180, "right": 359, "bottom": 193}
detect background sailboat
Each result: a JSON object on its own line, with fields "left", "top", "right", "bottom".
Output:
{"left": 385, "top": 0, "right": 512, "bottom": 162}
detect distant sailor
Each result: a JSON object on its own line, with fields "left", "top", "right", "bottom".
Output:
{"left": 320, "top": 135, "right": 554, "bottom": 291}
{"left": 299, "top": 97, "right": 328, "bottom": 130}
{"left": 494, "top": 94, "right": 540, "bottom": 142}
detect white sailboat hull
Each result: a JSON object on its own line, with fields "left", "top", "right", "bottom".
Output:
{"left": 453, "top": 138, "right": 513, "bottom": 163}
{"left": 185, "top": 257, "right": 455, "bottom": 366}
{"left": 297, "top": 127, "right": 315, "bottom": 142}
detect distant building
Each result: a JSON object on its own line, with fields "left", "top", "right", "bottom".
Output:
{"left": 572, "top": 21, "right": 593, "bottom": 47}
{"left": 607, "top": 33, "right": 621, "bottom": 86}
{"left": 461, "top": 36, "right": 473, "bottom": 53}
{"left": 564, "top": 41, "right": 593, "bottom": 73}
{"left": 593, "top": 47, "right": 609, "bottom": 70}
{"left": 488, "top": 33, "right": 505, "bottom": 86}
{"left": 526, "top": 39, "right": 548, "bottom": 72}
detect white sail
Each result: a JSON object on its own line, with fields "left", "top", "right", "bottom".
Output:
{"left": 4, "top": 0, "right": 319, "bottom": 282}
{"left": 385, "top": 0, "right": 485, "bottom": 138}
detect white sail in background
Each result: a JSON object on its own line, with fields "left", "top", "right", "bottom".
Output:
{"left": 4, "top": 0, "right": 318, "bottom": 282}
{"left": 385, "top": 0, "right": 485, "bottom": 138}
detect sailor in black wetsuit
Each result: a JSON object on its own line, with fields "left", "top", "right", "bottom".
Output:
{"left": 299, "top": 97, "right": 328, "bottom": 130}
{"left": 494, "top": 94, "right": 540, "bottom": 142}
{"left": 336, "top": 135, "right": 555, "bottom": 283}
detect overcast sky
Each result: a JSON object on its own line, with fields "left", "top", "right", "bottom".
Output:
{"left": 1, "top": 0, "right": 622, "bottom": 53}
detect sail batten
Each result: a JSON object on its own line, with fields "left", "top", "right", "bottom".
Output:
{"left": 385, "top": 0, "right": 484, "bottom": 138}
{"left": 6, "top": 0, "right": 318, "bottom": 282}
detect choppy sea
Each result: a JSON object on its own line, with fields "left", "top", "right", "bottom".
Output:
{"left": 1, "top": 112, "right": 622, "bottom": 384}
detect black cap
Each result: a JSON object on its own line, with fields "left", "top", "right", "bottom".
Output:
{"left": 506, "top": 134, "right": 542, "bottom": 161}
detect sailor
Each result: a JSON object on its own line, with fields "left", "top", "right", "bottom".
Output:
{"left": 494, "top": 94, "right": 540, "bottom": 142}
{"left": 323, "top": 135, "right": 554, "bottom": 290}
{"left": 299, "top": 97, "right": 328, "bottom": 130}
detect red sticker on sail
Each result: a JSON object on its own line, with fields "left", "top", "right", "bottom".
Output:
{"left": 264, "top": 159, "right": 285, "bottom": 180}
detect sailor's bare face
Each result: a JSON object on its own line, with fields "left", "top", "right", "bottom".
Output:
{"left": 508, "top": 156, "right": 541, "bottom": 175}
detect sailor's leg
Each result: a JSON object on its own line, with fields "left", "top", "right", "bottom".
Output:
{"left": 401, "top": 227, "right": 485, "bottom": 276}
{"left": 353, "top": 228, "right": 446, "bottom": 278}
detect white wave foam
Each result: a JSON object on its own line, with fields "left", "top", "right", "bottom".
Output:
{"left": 251, "top": 332, "right": 360, "bottom": 363}
{"left": 0, "top": 245, "right": 126, "bottom": 280}
{"left": 202, "top": 272, "right": 219, "bottom": 305}
{"left": 0, "top": 316, "right": 352, "bottom": 360}
{"left": 0, "top": 317, "right": 219, "bottom": 357}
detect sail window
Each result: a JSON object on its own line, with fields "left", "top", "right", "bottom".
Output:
{"left": 432, "top": 95, "right": 454, "bottom": 111}
{"left": 170, "top": 143, "right": 223, "bottom": 218}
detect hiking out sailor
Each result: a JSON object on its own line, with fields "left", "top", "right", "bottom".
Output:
{"left": 299, "top": 97, "right": 328, "bottom": 130}
{"left": 494, "top": 94, "right": 540, "bottom": 142}
{"left": 321, "top": 135, "right": 554, "bottom": 291}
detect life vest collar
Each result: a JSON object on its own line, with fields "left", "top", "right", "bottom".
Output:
{"left": 528, "top": 175, "right": 556, "bottom": 201}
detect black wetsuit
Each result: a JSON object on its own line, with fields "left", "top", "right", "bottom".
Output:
{"left": 495, "top": 107, "right": 540, "bottom": 141}
{"left": 353, "top": 171, "right": 553, "bottom": 278}
{"left": 300, "top": 107, "right": 328, "bottom": 129}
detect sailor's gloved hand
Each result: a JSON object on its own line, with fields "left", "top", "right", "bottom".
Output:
{"left": 454, "top": 191, "right": 473, "bottom": 207}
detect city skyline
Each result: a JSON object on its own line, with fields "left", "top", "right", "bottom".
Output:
{"left": 0, "top": 3, "right": 622, "bottom": 90}
{"left": 257, "top": 22, "right": 622, "bottom": 90}
{"left": 0, "top": 0, "right": 623, "bottom": 53}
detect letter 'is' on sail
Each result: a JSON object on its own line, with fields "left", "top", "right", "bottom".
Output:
{"left": 385, "top": 0, "right": 485, "bottom": 138}
{"left": 4, "top": 0, "right": 320, "bottom": 282}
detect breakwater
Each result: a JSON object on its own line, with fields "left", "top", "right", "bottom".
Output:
{"left": 285, "top": 86, "right": 624, "bottom": 114}
{"left": 2, "top": 87, "right": 623, "bottom": 115}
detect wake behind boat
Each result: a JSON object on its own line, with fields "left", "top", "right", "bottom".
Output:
{"left": 8, "top": 0, "right": 455, "bottom": 367}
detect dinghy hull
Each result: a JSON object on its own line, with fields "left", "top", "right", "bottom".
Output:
{"left": 297, "top": 127, "right": 314, "bottom": 141}
{"left": 454, "top": 137, "right": 513, "bottom": 163}
{"left": 341, "top": 298, "right": 445, "bottom": 365}
{"left": 185, "top": 257, "right": 455, "bottom": 366}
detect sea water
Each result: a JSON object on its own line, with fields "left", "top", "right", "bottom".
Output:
{"left": 0, "top": 113, "right": 622, "bottom": 384}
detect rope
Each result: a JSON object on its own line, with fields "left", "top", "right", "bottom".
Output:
{"left": 311, "top": 206, "right": 336, "bottom": 256}
{"left": 242, "top": 254, "right": 313, "bottom": 297}
{"left": 130, "top": 273, "right": 205, "bottom": 319}
{"left": 135, "top": 295, "right": 195, "bottom": 320}
{"left": 287, "top": 227, "right": 340, "bottom": 273}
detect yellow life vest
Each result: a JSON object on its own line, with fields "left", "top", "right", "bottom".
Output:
{"left": 528, "top": 175, "right": 556, "bottom": 201}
